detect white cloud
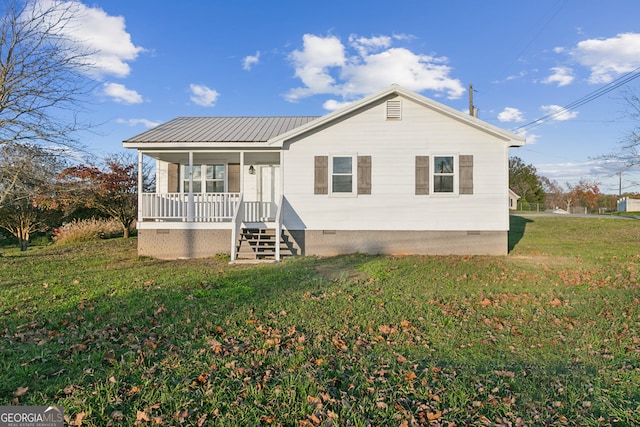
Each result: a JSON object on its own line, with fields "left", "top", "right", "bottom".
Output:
{"left": 349, "top": 34, "right": 392, "bottom": 56}
{"left": 285, "top": 33, "right": 464, "bottom": 103}
{"left": 116, "top": 118, "right": 161, "bottom": 128}
{"left": 286, "top": 34, "right": 346, "bottom": 101}
{"left": 540, "top": 104, "right": 579, "bottom": 121}
{"left": 103, "top": 83, "right": 143, "bottom": 104}
{"left": 189, "top": 84, "right": 220, "bottom": 107}
{"left": 542, "top": 66, "right": 574, "bottom": 87}
{"left": 498, "top": 107, "right": 525, "bottom": 123}
{"left": 322, "top": 99, "right": 353, "bottom": 111}
{"left": 569, "top": 33, "right": 640, "bottom": 83}
{"left": 34, "top": 0, "right": 145, "bottom": 79}
{"left": 243, "top": 51, "right": 261, "bottom": 71}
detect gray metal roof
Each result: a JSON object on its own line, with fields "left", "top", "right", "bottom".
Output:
{"left": 124, "top": 116, "right": 320, "bottom": 143}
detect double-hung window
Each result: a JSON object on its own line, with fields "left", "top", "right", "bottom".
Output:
{"left": 205, "top": 165, "right": 225, "bottom": 192}
{"left": 433, "top": 156, "right": 455, "bottom": 193}
{"left": 331, "top": 155, "right": 355, "bottom": 194}
{"left": 183, "top": 164, "right": 225, "bottom": 193}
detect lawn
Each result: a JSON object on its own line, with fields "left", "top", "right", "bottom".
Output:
{"left": 1, "top": 215, "right": 639, "bottom": 426}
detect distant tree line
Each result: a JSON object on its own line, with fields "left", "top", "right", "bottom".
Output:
{"left": 509, "top": 156, "right": 637, "bottom": 213}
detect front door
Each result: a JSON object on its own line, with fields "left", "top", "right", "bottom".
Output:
{"left": 258, "top": 165, "right": 280, "bottom": 221}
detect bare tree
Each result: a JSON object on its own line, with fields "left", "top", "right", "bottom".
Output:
{"left": 0, "top": 0, "right": 94, "bottom": 205}
{"left": 0, "top": 142, "right": 66, "bottom": 250}
{"left": 0, "top": 0, "right": 93, "bottom": 148}
{"left": 597, "top": 88, "right": 640, "bottom": 191}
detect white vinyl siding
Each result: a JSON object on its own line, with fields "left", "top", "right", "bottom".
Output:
{"left": 283, "top": 95, "right": 511, "bottom": 232}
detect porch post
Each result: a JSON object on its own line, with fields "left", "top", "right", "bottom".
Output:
{"left": 137, "top": 151, "right": 143, "bottom": 222}
{"left": 187, "top": 151, "right": 194, "bottom": 221}
{"left": 240, "top": 151, "right": 245, "bottom": 195}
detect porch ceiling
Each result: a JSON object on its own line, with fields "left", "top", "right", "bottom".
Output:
{"left": 141, "top": 151, "right": 280, "bottom": 164}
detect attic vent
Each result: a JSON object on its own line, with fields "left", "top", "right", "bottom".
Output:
{"left": 386, "top": 100, "right": 402, "bottom": 120}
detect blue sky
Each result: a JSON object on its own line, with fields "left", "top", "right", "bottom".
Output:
{"left": 63, "top": 0, "right": 640, "bottom": 193}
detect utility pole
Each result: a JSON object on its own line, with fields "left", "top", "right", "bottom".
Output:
{"left": 469, "top": 84, "right": 477, "bottom": 117}
{"left": 619, "top": 170, "right": 622, "bottom": 196}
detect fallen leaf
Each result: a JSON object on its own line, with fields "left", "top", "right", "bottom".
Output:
{"left": 376, "top": 401, "right": 388, "bottom": 409}
{"left": 136, "top": 410, "right": 150, "bottom": 423}
{"left": 478, "top": 298, "right": 492, "bottom": 307}
{"left": 308, "top": 413, "right": 321, "bottom": 425}
{"left": 260, "top": 415, "right": 275, "bottom": 424}
{"left": 111, "top": 411, "right": 124, "bottom": 421}
{"left": 427, "top": 410, "right": 442, "bottom": 421}
{"left": 405, "top": 371, "right": 417, "bottom": 381}
{"left": 72, "top": 411, "right": 86, "bottom": 426}
{"left": 397, "top": 354, "right": 407, "bottom": 363}
{"left": 13, "top": 387, "right": 28, "bottom": 397}
{"left": 548, "top": 298, "right": 563, "bottom": 307}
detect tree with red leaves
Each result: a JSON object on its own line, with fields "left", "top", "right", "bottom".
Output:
{"left": 46, "top": 157, "right": 139, "bottom": 238}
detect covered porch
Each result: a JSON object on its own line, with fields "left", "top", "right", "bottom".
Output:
{"left": 137, "top": 150, "right": 282, "bottom": 224}
{"left": 135, "top": 149, "right": 287, "bottom": 261}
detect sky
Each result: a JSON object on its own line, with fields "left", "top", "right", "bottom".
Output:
{"left": 47, "top": 0, "right": 640, "bottom": 194}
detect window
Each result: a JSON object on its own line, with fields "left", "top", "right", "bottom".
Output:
{"left": 433, "top": 156, "right": 454, "bottom": 193}
{"left": 183, "top": 164, "right": 225, "bottom": 193}
{"left": 331, "top": 156, "right": 353, "bottom": 193}
{"left": 183, "top": 165, "right": 202, "bottom": 193}
{"left": 205, "top": 165, "right": 225, "bottom": 192}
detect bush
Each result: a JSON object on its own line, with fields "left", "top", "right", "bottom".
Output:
{"left": 53, "top": 218, "right": 123, "bottom": 244}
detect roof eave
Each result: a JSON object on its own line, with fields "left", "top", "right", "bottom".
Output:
{"left": 122, "top": 141, "right": 276, "bottom": 150}
{"left": 268, "top": 84, "right": 526, "bottom": 146}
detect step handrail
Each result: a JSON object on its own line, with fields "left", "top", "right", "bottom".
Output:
{"left": 275, "top": 194, "right": 285, "bottom": 262}
{"left": 230, "top": 194, "right": 245, "bottom": 260}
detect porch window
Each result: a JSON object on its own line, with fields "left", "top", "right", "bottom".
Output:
{"left": 433, "top": 156, "right": 454, "bottom": 193}
{"left": 183, "top": 164, "right": 225, "bottom": 193}
{"left": 205, "top": 165, "right": 225, "bottom": 192}
{"left": 331, "top": 155, "right": 354, "bottom": 194}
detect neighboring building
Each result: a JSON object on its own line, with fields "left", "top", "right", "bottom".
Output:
{"left": 123, "top": 85, "right": 525, "bottom": 260}
{"left": 509, "top": 189, "right": 521, "bottom": 211}
{"left": 617, "top": 197, "right": 640, "bottom": 212}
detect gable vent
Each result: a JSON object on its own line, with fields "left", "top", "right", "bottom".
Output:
{"left": 386, "top": 100, "right": 402, "bottom": 120}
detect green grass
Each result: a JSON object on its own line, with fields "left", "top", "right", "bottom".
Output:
{"left": 1, "top": 215, "right": 639, "bottom": 426}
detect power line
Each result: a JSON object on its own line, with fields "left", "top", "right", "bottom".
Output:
{"left": 513, "top": 66, "right": 640, "bottom": 132}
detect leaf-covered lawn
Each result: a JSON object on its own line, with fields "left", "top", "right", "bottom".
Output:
{"left": 1, "top": 216, "right": 639, "bottom": 426}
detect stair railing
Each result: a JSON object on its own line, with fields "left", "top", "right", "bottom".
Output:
{"left": 274, "top": 194, "right": 285, "bottom": 262}
{"left": 230, "top": 194, "right": 245, "bottom": 260}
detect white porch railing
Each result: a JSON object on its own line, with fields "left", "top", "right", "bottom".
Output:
{"left": 141, "top": 193, "right": 277, "bottom": 223}
{"left": 141, "top": 193, "right": 241, "bottom": 222}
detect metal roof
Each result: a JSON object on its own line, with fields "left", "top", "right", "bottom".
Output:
{"left": 124, "top": 116, "right": 320, "bottom": 143}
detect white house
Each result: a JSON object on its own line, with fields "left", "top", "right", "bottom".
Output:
{"left": 123, "top": 85, "right": 525, "bottom": 260}
{"left": 509, "top": 189, "right": 521, "bottom": 210}
{"left": 617, "top": 197, "right": 640, "bottom": 212}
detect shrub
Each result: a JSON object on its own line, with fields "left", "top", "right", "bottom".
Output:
{"left": 53, "top": 218, "right": 123, "bottom": 244}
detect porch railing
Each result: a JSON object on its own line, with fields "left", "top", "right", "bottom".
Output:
{"left": 141, "top": 193, "right": 277, "bottom": 223}
{"left": 141, "top": 193, "right": 241, "bottom": 222}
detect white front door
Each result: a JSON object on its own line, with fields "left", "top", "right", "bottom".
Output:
{"left": 258, "top": 165, "right": 280, "bottom": 220}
